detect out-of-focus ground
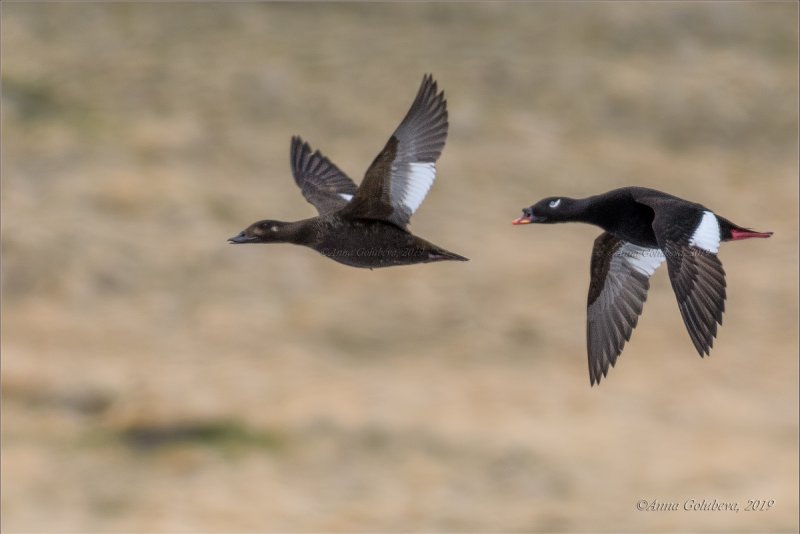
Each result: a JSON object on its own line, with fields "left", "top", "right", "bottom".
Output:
{"left": 2, "top": 3, "right": 797, "bottom": 532}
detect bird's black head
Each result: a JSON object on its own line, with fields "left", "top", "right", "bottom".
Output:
{"left": 228, "top": 220, "right": 292, "bottom": 244}
{"left": 512, "top": 197, "right": 577, "bottom": 225}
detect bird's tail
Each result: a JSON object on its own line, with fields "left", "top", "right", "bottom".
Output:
{"left": 428, "top": 248, "right": 469, "bottom": 262}
{"left": 719, "top": 217, "right": 773, "bottom": 241}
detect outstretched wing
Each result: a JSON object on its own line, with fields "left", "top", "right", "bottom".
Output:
{"left": 342, "top": 74, "right": 448, "bottom": 227}
{"left": 290, "top": 136, "right": 358, "bottom": 216}
{"left": 587, "top": 232, "right": 665, "bottom": 385}
{"left": 638, "top": 198, "right": 727, "bottom": 356}
{"left": 661, "top": 240, "right": 726, "bottom": 355}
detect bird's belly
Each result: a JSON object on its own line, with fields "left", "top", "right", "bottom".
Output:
{"left": 611, "top": 231, "right": 659, "bottom": 248}
{"left": 313, "top": 223, "right": 430, "bottom": 268}
{"left": 606, "top": 218, "right": 659, "bottom": 248}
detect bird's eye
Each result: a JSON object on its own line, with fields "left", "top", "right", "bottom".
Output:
{"left": 270, "top": 225, "right": 278, "bottom": 232}
{"left": 549, "top": 199, "right": 561, "bottom": 208}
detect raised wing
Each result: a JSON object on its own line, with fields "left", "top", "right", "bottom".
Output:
{"left": 290, "top": 136, "right": 358, "bottom": 216}
{"left": 587, "top": 232, "right": 665, "bottom": 385}
{"left": 342, "top": 74, "right": 448, "bottom": 227}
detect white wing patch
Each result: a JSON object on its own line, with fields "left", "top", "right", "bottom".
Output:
{"left": 617, "top": 243, "right": 665, "bottom": 276}
{"left": 339, "top": 193, "right": 353, "bottom": 202}
{"left": 393, "top": 162, "right": 436, "bottom": 215}
{"left": 595, "top": 242, "right": 664, "bottom": 315}
{"left": 689, "top": 211, "right": 721, "bottom": 253}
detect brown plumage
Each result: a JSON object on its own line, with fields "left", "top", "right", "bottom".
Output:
{"left": 229, "top": 74, "right": 467, "bottom": 269}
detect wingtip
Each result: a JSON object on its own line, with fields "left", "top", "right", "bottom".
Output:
{"left": 290, "top": 135, "right": 306, "bottom": 155}
{"left": 590, "top": 369, "right": 605, "bottom": 387}
{"left": 588, "top": 361, "right": 601, "bottom": 387}
{"left": 690, "top": 337, "right": 713, "bottom": 358}
{"left": 420, "top": 73, "right": 444, "bottom": 99}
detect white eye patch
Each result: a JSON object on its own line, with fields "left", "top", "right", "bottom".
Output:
{"left": 270, "top": 225, "right": 278, "bottom": 232}
{"left": 549, "top": 199, "right": 561, "bottom": 208}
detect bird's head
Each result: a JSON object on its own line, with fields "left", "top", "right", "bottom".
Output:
{"left": 228, "top": 220, "right": 292, "bottom": 244}
{"left": 512, "top": 197, "right": 577, "bottom": 224}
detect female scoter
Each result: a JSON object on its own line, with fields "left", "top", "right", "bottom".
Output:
{"left": 228, "top": 74, "right": 467, "bottom": 269}
{"left": 513, "top": 186, "right": 772, "bottom": 385}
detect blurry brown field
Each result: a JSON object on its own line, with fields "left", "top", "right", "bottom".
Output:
{"left": 2, "top": 3, "right": 798, "bottom": 532}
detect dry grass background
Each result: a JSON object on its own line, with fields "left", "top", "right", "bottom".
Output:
{"left": 2, "top": 2, "right": 798, "bottom": 532}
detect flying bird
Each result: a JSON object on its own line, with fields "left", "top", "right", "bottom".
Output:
{"left": 229, "top": 74, "right": 467, "bottom": 269}
{"left": 513, "top": 186, "right": 772, "bottom": 385}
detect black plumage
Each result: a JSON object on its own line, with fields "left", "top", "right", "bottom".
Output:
{"left": 514, "top": 186, "right": 772, "bottom": 385}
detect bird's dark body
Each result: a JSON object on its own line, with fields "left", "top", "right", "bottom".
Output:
{"left": 515, "top": 185, "right": 772, "bottom": 385}
{"left": 228, "top": 75, "right": 467, "bottom": 269}
{"left": 560, "top": 187, "right": 708, "bottom": 248}
{"left": 298, "top": 215, "right": 466, "bottom": 269}
{"left": 520, "top": 186, "right": 752, "bottom": 248}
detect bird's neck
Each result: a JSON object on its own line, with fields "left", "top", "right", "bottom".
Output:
{"left": 281, "top": 219, "right": 317, "bottom": 245}
{"left": 565, "top": 197, "right": 608, "bottom": 227}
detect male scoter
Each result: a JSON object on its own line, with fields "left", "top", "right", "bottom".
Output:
{"left": 513, "top": 186, "right": 772, "bottom": 385}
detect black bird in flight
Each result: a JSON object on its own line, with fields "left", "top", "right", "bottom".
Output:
{"left": 514, "top": 186, "right": 772, "bottom": 385}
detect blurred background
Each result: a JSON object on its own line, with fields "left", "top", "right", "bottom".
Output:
{"left": 2, "top": 3, "right": 797, "bottom": 532}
